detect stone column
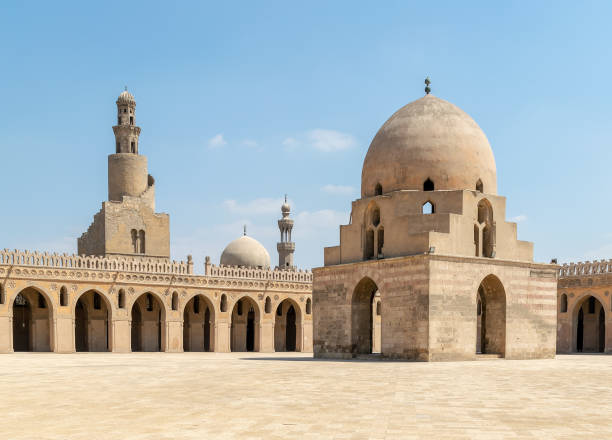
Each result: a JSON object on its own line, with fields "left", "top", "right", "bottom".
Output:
{"left": 0, "top": 315, "right": 12, "bottom": 352}
{"left": 302, "top": 320, "right": 313, "bottom": 352}
{"left": 215, "top": 317, "right": 230, "bottom": 352}
{"left": 112, "top": 318, "right": 131, "bottom": 352}
{"left": 54, "top": 316, "right": 75, "bottom": 353}
{"left": 166, "top": 319, "right": 183, "bottom": 352}
{"left": 260, "top": 320, "right": 275, "bottom": 352}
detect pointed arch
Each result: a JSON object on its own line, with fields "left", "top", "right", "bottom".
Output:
{"left": 74, "top": 289, "right": 112, "bottom": 352}
{"left": 274, "top": 298, "right": 303, "bottom": 352}
{"left": 475, "top": 275, "right": 506, "bottom": 356}
{"left": 230, "top": 296, "right": 261, "bottom": 352}
{"left": 131, "top": 291, "right": 167, "bottom": 352}
{"left": 12, "top": 286, "right": 54, "bottom": 352}
{"left": 183, "top": 293, "right": 215, "bottom": 352}
{"left": 351, "top": 277, "right": 380, "bottom": 355}
{"left": 423, "top": 178, "right": 434, "bottom": 191}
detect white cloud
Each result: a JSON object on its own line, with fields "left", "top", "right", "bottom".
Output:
{"left": 242, "top": 139, "right": 258, "bottom": 148}
{"left": 282, "top": 137, "right": 299, "bottom": 151}
{"left": 308, "top": 129, "right": 356, "bottom": 152}
{"left": 207, "top": 133, "right": 227, "bottom": 149}
{"left": 222, "top": 197, "right": 286, "bottom": 215}
{"left": 321, "top": 184, "right": 355, "bottom": 195}
{"left": 510, "top": 214, "right": 527, "bottom": 223}
{"left": 283, "top": 130, "right": 356, "bottom": 152}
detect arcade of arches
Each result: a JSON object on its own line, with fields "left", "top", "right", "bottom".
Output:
{"left": 0, "top": 276, "right": 313, "bottom": 354}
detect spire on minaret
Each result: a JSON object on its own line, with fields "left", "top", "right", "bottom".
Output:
{"left": 277, "top": 195, "right": 295, "bottom": 270}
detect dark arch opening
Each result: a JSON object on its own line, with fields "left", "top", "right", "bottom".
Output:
{"left": 423, "top": 178, "right": 434, "bottom": 191}
{"left": 230, "top": 297, "right": 259, "bottom": 352}
{"left": 476, "top": 179, "right": 483, "bottom": 192}
{"left": 560, "top": 294, "right": 568, "bottom": 313}
{"left": 183, "top": 295, "right": 214, "bottom": 352}
{"left": 265, "top": 296, "right": 271, "bottom": 314}
{"left": 374, "top": 183, "right": 382, "bottom": 196}
{"left": 131, "top": 293, "right": 165, "bottom": 352}
{"left": 274, "top": 299, "right": 301, "bottom": 352}
{"left": 575, "top": 295, "right": 605, "bottom": 353}
{"left": 476, "top": 275, "right": 506, "bottom": 357}
{"left": 351, "top": 277, "right": 380, "bottom": 355}
{"left": 75, "top": 290, "right": 111, "bottom": 352}
{"left": 12, "top": 288, "right": 52, "bottom": 352}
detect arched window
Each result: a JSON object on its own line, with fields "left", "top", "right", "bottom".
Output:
{"left": 116, "top": 141, "right": 120, "bottom": 153}
{"left": 560, "top": 294, "right": 568, "bottom": 313}
{"left": 375, "top": 183, "right": 382, "bottom": 196}
{"left": 60, "top": 286, "right": 68, "bottom": 307}
{"left": 371, "top": 207, "right": 380, "bottom": 227}
{"left": 306, "top": 298, "right": 312, "bottom": 315}
{"left": 38, "top": 293, "right": 46, "bottom": 309}
{"left": 93, "top": 293, "right": 101, "bottom": 310}
{"left": 220, "top": 294, "right": 227, "bottom": 312}
{"left": 130, "top": 116, "right": 134, "bottom": 125}
{"left": 146, "top": 293, "right": 153, "bottom": 312}
{"left": 131, "top": 229, "right": 138, "bottom": 253}
{"left": 139, "top": 230, "right": 145, "bottom": 254}
{"left": 172, "top": 292, "right": 178, "bottom": 311}
{"left": 477, "top": 199, "right": 495, "bottom": 258}
{"left": 476, "top": 179, "right": 483, "bottom": 192}
{"left": 376, "top": 301, "right": 381, "bottom": 316}
{"left": 0, "top": 283, "right": 4, "bottom": 305}
{"left": 194, "top": 295, "right": 200, "bottom": 314}
{"left": 377, "top": 227, "right": 384, "bottom": 256}
{"left": 237, "top": 300, "right": 243, "bottom": 316}
{"left": 118, "top": 116, "right": 122, "bottom": 125}
{"left": 265, "top": 296, "right": 271, "bottom": 314}
{"left": 423, "top": 178, "right": 434, "bottom": 191}
{"left": 118, "top": 289, "right": 125, "bottom": 309}
{"left": 422, "top": 201, "right": 434, "bottom": 214}
{"left": 130, "top": 141, "right": 135, "bottom": 153}
{"left": 365, "top": 229, "right": 375, "bottom": 260}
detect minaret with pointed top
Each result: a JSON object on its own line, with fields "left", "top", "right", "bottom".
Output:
{"left": 277, "top": 195, "right": 295, "bottom": 270}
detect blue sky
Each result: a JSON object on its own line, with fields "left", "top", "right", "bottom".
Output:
{"left": 1, "top": 1, "right": 611, "bottom": 270}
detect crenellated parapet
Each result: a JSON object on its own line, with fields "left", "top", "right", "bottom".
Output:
{"left": 0, "top": 249, "right": 192, "bottom": 275}
{"left": 558, "top": 260, "right": 612, "bottom": 278}
{"left": 205, "top": 261, "right": 312, "bottom": 283}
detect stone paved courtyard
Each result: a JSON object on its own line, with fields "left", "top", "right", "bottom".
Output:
{"left": 1, "top": 353, "right": 611, "bottom": 439}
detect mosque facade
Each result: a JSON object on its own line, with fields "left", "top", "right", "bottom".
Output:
{"left": 0, "top": 91, "right": 313, "bottom": 353}
{"left": 312, "top": 86, "right": 559, "bottom": 361}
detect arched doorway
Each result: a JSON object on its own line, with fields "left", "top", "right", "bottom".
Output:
{"left": 476, "top": 275, "right": 506, "bottom": 356}
{"left": 131, "top": 292, "right": 166, "bottom": 352}
{"left": 12, "top": 288, "right": 53, "bottom": 352}
{"left": 74, "top": 290, "right": 111, "bottom": 352}
{"left": 274, "top": 299, "right": 302, "bottom": 352}
{"left": 183, "top": 294, "right": 215, "bottom": 352}
{"left": 230, "top": 297, "right": 260, "bottom": 352}
{"left": 574, "top": 295, "right": 605, "bottom": 353}
{"left": 351, "top": 277, "right": 380, "bottom": 355}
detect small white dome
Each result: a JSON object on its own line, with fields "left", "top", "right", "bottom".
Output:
{"left": 220, "top": 235, "right": 270, "bottom": 269}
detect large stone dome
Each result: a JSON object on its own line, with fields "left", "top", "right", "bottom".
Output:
{"left": 220, "top": 235, "right": 271, "bottom": 269}
{"left": 361, "top": 94, "right": 497, "bottom": 197}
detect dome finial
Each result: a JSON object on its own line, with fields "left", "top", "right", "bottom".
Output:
{"left": 124, "top": 85, "right": 128, "bottom": 92}
{"left": 424, "top": 77, "right": 431, "bottom": 95}
{"left": 243, "top": 224, "right": 247, "bottom": 236}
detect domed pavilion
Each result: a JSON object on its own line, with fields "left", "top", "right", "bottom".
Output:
{"left": 313, "top": 82, "right": 558, "bottom": 361}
